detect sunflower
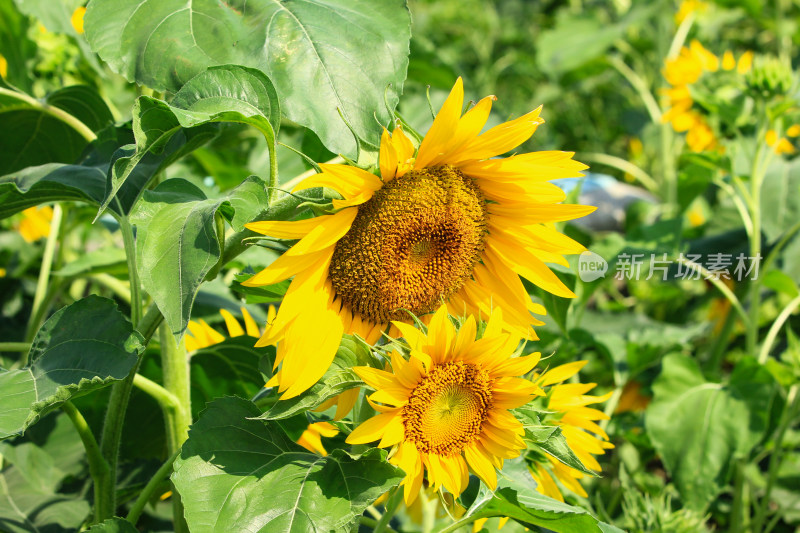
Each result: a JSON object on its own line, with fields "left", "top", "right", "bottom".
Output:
{"left": 527, "top": 361, "right": 613, "bottom": 502}
{"left": 184, "top": 306, "right": 268, "bottom": 352}
{"left": 345, "top": 305, "right": 543, "bottom": 504}
{"left": 243, "top": 78, "right": 592, "bottom": 398}
{"left": 662, "top": 41, "right": 753, "bottom": 152}
{"left": 296, "top": 421, "right": 339, "bottom": 456}
{"left": 16, "top": 206, "right": 53, "bottom": 243}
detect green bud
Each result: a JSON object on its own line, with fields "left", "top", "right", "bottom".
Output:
{"left": 746, "top": 55, "right": 794, "bottom": 99}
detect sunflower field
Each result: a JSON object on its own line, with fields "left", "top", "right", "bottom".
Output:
{"left": 1, "top": 0, "right": 799, "bottom": 532}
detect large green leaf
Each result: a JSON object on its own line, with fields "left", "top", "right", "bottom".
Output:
{"left": 645, "top": 355, "right": 779, "bottom": 510}
{"left": 84, "top": 0, "right": 410, "bottom": 155}
{"left": 0, "top": 80, "right": 94, "bottom": 175}
{"left": 468, "top": 458, "right": 622, "bottom": 532}
{"left": 98, "top": 65, "right": 277, "bottom": 216}
{"left": 0, "top": 163, "right": 107, "bottom": 219}
{"left": 172, "top": 397, "right": 404, "bottom": 533}
{"left": 0, "top": 413, "right": 92, "bottom": 532}
{"left": 259, "top": 335, "right": 380, "bottom": 421}
{"left": 190, "top": 336, "right": 274, "bottom": 417}
{"left": 0, "top": 296, "right": 143, "bottom": 439}
{"left": 133, "top": 177, "right": 270, "bottom": 340}
{"left": 761, "top": 157, "right": 800, "bottom": 242}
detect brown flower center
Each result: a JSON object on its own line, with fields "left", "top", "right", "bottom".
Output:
{"left": 329, "top": 165, "right": 487, "bottom": 323}
{"left": 401, "top": 361, "right": 493, "bottom": 456}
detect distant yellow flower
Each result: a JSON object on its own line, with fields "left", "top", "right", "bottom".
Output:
{"left": 17, "top": 206, "right": 53, "bottom": 242}
{"left": 244, "top": 77, "right": 593, "bottom": 399}
{"left": 614, "top": 381, "right": 651, "bottom": 414}
{"left": 0, "top": 54, "right": 7, "bottom": 79}
{"left": 0, "top": 268, "right": 6, "bottom": 278}
{"left": 528, "top": 361, "right": 613, "bottom": 502}
{"left": 662, "top": 41, "right": 753, "bottom": 152}
{"left": 71, "top": 6, "right": 86, "bottom": 34}
{"left": 766, "top": 129, "right": 795, "bottom": 155}
{"left": 787, "top": 124, "right": 800, "bottom": 137}
{"left": 674, "top": 0, "right": 707, "bottom": 24}
{"left": 296, "top": 421, "right": 339, "bottom": 456}
{"left": 347, "top": 305, "right": 543, "bottom": 504}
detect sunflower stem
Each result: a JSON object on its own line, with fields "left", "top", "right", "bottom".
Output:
{"left": 436, "top": 511, "right": 494, "bottom": 533}
{"left": 159, "top": 323, "right": 192, "bottom": 533}
{"left": 0, "top": 342, "right": 31, "bottom": 353}
{"left": 62, "top": 401, "right": 110, "bottom": 525}
{"left": 746, "top": 114, "right": 768, "bottom": 357}
{"left": 360, "top": 516, "right": 399, "bottom": 533}
{"left": 126, "top": 450, "right": 180, "bottom": 526}
{"left": 118, "top": 215, "right": 142, "bottom": 326}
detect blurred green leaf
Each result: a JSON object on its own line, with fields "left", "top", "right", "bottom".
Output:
{"left": 646, "top": 355, "right": 779, "bottom": 511}
{"left": 0, "top": 0, "right": 36, "bottom": 92}
{"left": 84, "top": 0, "right": 410, "bottom": 156}
{"left": 259, "top": 335, "right": 380, "bottom": 421}
{"left": 52, "top": 247, "right": 127, "bottom": 277}
{"left": 0, "top": 295, "right": 142, "bottom": 439}
{"left": 0, "top": 163, "right": 107, "bottom": 220}
{"left": 172, "top": 397, "right": 405, "bottom": 533}
{"left": 761, "top": 157, "right": 800, "bottom": 242}
{"left": 45, "top": 85, "right": 114, "bottom": 133}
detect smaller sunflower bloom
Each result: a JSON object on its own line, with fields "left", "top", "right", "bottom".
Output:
{"left": 662, "top": 42, "right": 753, "bottom": 153}
{"left": 787, "top": 124, "right": 800, "bottom": 137}
{"left": 184, "top": 306, "right": 268, "bottom": 352}
{"left": 346, "top": 305, "right": 543, "bottom": 504}
{"left": 528, "top": 361, "right": 613, "bottom": 502}
{"left": 296, "top": 421, "right": 339, "bottom": 456}
{"left": 614, "top": 381, "right": 651, "bottom": 414}
{"left": 766, "top": 129, "right": 795, "bottom": 156}
{"left": 674, "top": 0, "right": 707, "bottom": 24}
{"left": 17, "top": 206, "right": 53, "bottom": 243}
{"left": 71, "top": 6, "right": 86, "bottom": 34}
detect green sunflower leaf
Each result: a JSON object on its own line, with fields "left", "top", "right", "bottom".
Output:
{"left": 645, "top": 354, "right": 780, "bottom": 511}
{"left": 190, "top": 336, "right": 274, "bottom": 418}
{"left": 0, "top": 79, "right": 96, "bottom": 175}
{"left": 172, "top": 396, "right": 404, "bottom": 533}
{"left": 0, "top": 295, "right": 142, "bottom": 440}
{"left": 84, "top": 0, "right": 410, "bottom": 156}
{"left": 258, "top": 335, "right": 381, "bottom": 421}
{"left": 86, "top": 518, "right": 140, "bottom": 532}
{"left": 133, "top": 176, "right": 270, "bottom": 341}
{"left": 98, "top": 64, "right": 278, "bottom": 217}
{"left": 466, "top": 457, "right": 623, "bottom": 533}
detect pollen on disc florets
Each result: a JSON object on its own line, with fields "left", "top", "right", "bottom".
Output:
{"left": 329, "top": 165, "right": 488, "bottom": 324}
{"left": 402, "top": 361, "right": 493, "bottom": 456}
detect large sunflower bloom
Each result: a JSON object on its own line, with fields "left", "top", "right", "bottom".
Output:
{"left": 244, "top": 78, "right": 593, "bottom": 398}
{"left": 528, "top": 361, "right": 614, "bottom": 502}
{"left": 346, "top": 305, "right": 543, "bottom": 504}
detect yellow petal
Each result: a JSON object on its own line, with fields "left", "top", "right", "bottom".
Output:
{"left": 219, "top": 309, "right": 245, "bottom": 337}
{"left": 464, "top": 442, "right": 497, "bottom": 489}
{"left": 242, "top": 249, "right": 330, "bottom": 287}
{"left": 415, "top": 77, "right": 464, "bottom": 168}
{"left": 346, "top": 413, "right": 398, "bottom": 444}
{"left": 284, "top": 207, "right": 357, "bottom": 257}
{"left": 379, "top": 128, "right": 399, "bottom": 181}
{"left": 540, "top": 361, "right": 588, "bottom": 386}
{"left": 333, "top": 388, "right": 360, "bottom": 420}
{"left": 241, "top": 306, "right": 261, "bottom": 337}
{"left": 245, "top": 216, "right": 321, "bottom": 239}
{"left": 453, "top": 106, "right": 544, "bottom": 163}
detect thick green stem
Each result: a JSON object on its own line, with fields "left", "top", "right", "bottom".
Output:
{"left": 118, "top": 216, "right": 141, "bottom": 326}
{"left": 126, "top": 450, "right": 180, "bottom": 526}
{"left": 730, "top": 458, "right": 747, "bottom": 533}
{"left": 0, "top": 343, "right": 31, "bottom": 353}
{"left": 133, "top": 373, "right": 183, "bottom": 413}
{"left": 25, "top": 204, "right": 63, "bottom": 349}
{"left": 159, "top": 324, "right": 192, "bottom": 533}
{"left": 62, "top": 401, "right": 110, "bottom": 524}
